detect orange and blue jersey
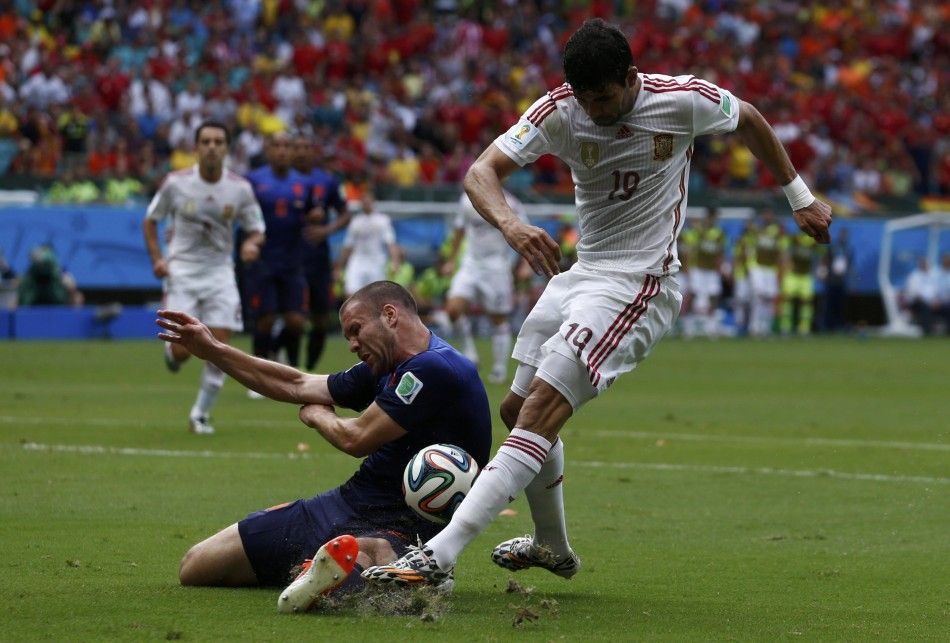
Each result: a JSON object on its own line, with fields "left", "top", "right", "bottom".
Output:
{"left": 236, "top": 333, "right": 492, "bottom": 585}
{"left": 327, "top": 333, "right": 491, "bottom": 534}
{"left": 301, "top": 168, "right": 346, "bottom": 268}
{"left": 246, "top": 165, "right": 313, "bottom": 271}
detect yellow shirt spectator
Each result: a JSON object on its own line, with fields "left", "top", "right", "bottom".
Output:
{"left": 387, "top": 154, "right": 421, "bottom": 188}
{"left": 324, "top": 11, "right": 355, "bottom": 39}
{"left": 727, "top": 139, "right": 756, "bottom": 185}
{"left": 0, "top": 107, "right": 17, "bottom": 137}
{"left": 169, "top": 147, "right": 197, "bottom": 171}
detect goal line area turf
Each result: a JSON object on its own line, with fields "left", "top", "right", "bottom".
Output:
{"left": 1, "top": 336, "right": 947, "bottom": 640}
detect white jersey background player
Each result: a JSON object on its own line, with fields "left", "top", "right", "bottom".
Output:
{"left": 365, "top": 19, "right": 832, "bottom": 589}
{"left": 444, "top": 189, "right": 528, "bottom": 383}
{"left": 335, "top": 192, "right": 401, "bottom": 297}
{"left": 144, "top": 121, "right": 265, "bottom": 435}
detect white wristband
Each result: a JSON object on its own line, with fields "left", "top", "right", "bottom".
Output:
{"left": 782, "top": 175, "right": 816, "bottom": 211}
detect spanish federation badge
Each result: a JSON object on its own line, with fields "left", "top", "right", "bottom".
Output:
{"left": 653, "top": 134, "right": 673, "bottom": 161}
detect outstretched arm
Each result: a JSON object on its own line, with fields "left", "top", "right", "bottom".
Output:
{"left": 156, "top": 309, "right": 334, "bottom": 405}
{"left": 734, "top": 100, "right": 833, "bottom": 243}
{"left": 464, "top": 145, "right": 561, "bottom": 277}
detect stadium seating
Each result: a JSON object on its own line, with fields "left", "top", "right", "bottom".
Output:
{"left": 0, "top": 2, "right": 945, "bottom": 203}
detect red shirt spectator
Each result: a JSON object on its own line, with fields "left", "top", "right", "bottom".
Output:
{"left": 324, "top": 36, "right": 352, "bottom": 81}
{"left": 87, "top": 145, "right": 116, "bottom": 177}
{"left": 292, "top": 36, "right": 324, "bottom": 76}
{"left": 95, "top": 62, "right": 129, "bottom": 112}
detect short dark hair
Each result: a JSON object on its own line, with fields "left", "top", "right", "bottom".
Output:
{"left": 344, "top": 281, "right": 418, "bottom": 316}
{"left": 563, "top": 19, "right": 633, "bottom": 93}
{"left": 194, "top": 120, "right": 231, "bottom": 146}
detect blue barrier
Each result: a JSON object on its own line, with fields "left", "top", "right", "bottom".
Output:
{"left": 0, "top": 205, "right": 944, "bottom": 294}
{"left": 9, "top": 305, "right": 156, "bottom": 340}
{"left": 0, "top": 206, "right": 156, "bottom": 288}
{"left": 0, "top": 309, "right": 11, "bottom": 339}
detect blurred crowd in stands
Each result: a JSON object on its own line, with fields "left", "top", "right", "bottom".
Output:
{"left": 0, "top": 0, "right": 947, "bottom": 210}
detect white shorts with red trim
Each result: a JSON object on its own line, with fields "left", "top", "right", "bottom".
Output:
{"left": 163, "top": 267, "right": 243, "bottom": 332}
{"left": 511, "top": 264, "right": 682, "bottom": 407}
{"left": 447, "top": 263, "right": 514, "bottom": 314}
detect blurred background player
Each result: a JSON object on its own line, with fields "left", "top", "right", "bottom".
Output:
{"left": 244, "top": 134, "right": 313, "bottom": 388}
{"left": 818, "top": 227, "right": 853, "bottom": 333}
{"left": 780, "top": 230, "right": 822, "bottom": 335}
{"left": 900, "top": 257, "right": 941, "bottom": 335}
{"left": 334, "top": 192, "right": 402, "bottom": 298}
{"left": 15, "top": 244, "right": 84, "bottom": 307}
{"left": 674, "top": 219, "right": 693, "bottom": 336}
{"left": 143, "top": 121, "right": 265, "bottom": 434}
{"left": 292, "top": 134, "right": 350, "bottom": 372}
{"left": 939, "top": 254, "right": 950, "bottom": 335}
{"left": 731, "top": 219, "right": 758, "bottom": 336}
{"left": 685, "top": 208, "right": 726, "bottom": 337}
{"left": 749, "top": 209, "right": 787, "bottom": 337}
{"left": 0, "top": 246, "right": 17, "bottom": 310}
{"left": 443, "top": 189, "right": 529, "bottom": 383}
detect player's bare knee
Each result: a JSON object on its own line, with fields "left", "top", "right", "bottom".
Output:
{"left": 445, "top": 297, "right": 466, "bottom": 321}
{"left": 170, "top": 344, "right": 190, "bottom": 363}
{"left": 285, "top": 313, "right": 307, "bottom": 333}
{"left": 178, "top": 544, "right": 205, "bottom": 586}
{"left": 515, "top": 362, "right": 581, "bottom": 442}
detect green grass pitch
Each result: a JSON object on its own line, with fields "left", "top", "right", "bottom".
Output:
{"left": 1, "top": 335, "right": 948, "bottom": 640}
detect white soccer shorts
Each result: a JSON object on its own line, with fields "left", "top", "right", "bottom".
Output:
{"left": 163, "top": 268, "right": 243, "bottom": 331}
{"left": 511, "top": 264, "right": 682, "bottom": 408}
{"left": 749, "top": 265, "right": 780, "bottom": 299}
{"left": 734, "top": 276, "right": 751, "bottom": 302}
{"left": 447, "top": 264, "right": 514, "bottom": 314}
{"left": 344, "top": 263, "right": 387, "bottom": 297}
{"left": 689, "top": 268, "right": 722, "bottom": 299}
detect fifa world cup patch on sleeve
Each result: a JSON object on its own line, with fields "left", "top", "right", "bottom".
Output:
{"left": 507, "top": 120, "right": 538, "bottom": 148}
{"left": 395, "top": 371, "right": 424, "bottom": 405}
{"left": 720, "top": 93, "right": 733, "bottom": 117}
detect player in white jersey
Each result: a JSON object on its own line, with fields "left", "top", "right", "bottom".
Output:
{"left": 144, "top": 121, "right": 265, "bottom": 435}
{"left": 444, "top": 189, "right": 528, "bottom": 383}
{"left": 364, "top": 19, "right": 832, "bottom": 589}
{"left": 335, "top": 192, "right": 402, "bottom": 297}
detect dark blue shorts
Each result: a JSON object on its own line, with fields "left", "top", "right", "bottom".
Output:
{"left": 305, "top": 268, "right": 333, "bottom": 315}
{"left": 243, "top": 263, "right": 307, "bottom": 317}
{"left": 237, "top": 488, "right": 414, "bottom": 586}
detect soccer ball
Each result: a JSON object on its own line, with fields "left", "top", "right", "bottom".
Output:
{"left": 402, "top": 443, "right": 479, "bottom": 524}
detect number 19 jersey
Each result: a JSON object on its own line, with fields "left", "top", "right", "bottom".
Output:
{"left": 495, "top": 74, "right": 740, "bottom": 275}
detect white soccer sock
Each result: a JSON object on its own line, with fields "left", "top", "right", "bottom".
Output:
{"left": 704, "top": 311, "right": 718, "bottom": 337}
{"left": 734, "top": 300, "right": 748, "bottom": 330}
{"left": 164, "top": 341, "right": 180, "bottom": 366}
{"left": 457, "top": 315, "right": 477, "bottom": 359}
{"left": 191, "top": 363, "right": 225, "bottom": 419}
{"left": 524, "top": 438, "right": 571, "bottom": 558}
{"left": 491, "top": 321, "right": 511, "bottom": 373}
{"left": 750, "top": 297, "right": 767, "bottom": 336}
{"left": 752, "top": 297, "right": 775, "bottom": 336}
{"left": 427, "top": 429, "right": 551, "bottom": 568}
